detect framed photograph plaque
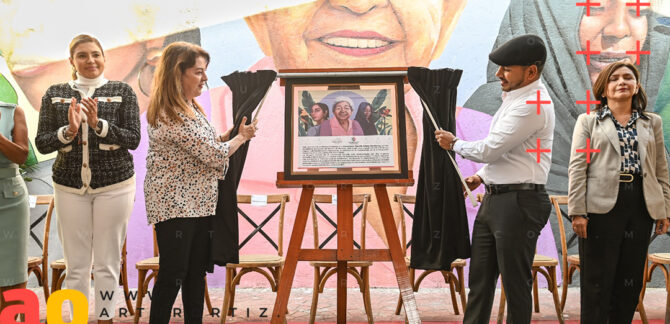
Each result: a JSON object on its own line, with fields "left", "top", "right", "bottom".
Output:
{"left": 281, "top": 69, "right": 408, "bottom": 181}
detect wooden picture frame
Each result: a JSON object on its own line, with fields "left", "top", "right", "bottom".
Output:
{"left": 281, "top": 69, "right": 408, "bottom": 181}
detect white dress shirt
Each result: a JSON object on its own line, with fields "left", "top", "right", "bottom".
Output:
{"left": 454, "top": 79, "right": 555, "bottom": 185}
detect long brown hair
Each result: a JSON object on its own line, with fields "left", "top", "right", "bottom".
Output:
{"left": 592, "top": 61, "right": 647, "bottom": 115}
{"left": 69, "top": 34, "right": 104, "bottom": 80}
{"left": 147, "top": 42, "right": 209, "bottom": 127}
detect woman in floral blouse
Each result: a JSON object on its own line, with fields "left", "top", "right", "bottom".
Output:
{"left": 144, "top": 41, "right": 256, "bottom": 324}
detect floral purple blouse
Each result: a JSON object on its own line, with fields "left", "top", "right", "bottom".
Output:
{"left": 144, "top": 106, "right": 229, "bottom": 225}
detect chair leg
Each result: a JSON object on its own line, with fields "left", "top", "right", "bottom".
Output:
{"left": 309, "top": 267, "right": 321, "bottom": 324}
{"left": 42, "top": 274, "right": 50, "bottom": 302}
{"left": 221, "top": 268, "right": 233, "bottom": 324}
{"left": 548, "top": 266, "right": 564, "bottom": 324}
{"left": 133, "top": 269, "right": 147, "bottom": 324}
{"left": 560, "top": 265, "right": 570, "bottom": 312}
{"left": 533, "top": 269, "right": 540, "bottom": 313}
{"left": 497, "top": 280, "right": 505, "bottom": 324}
{"left": 361, "top": 267, "right": 373, "bottom": 324}
{"left": 51, "top": 269, "right": 64, "bottom": 293}
{"left": 635, "top": 259, "right": 649, "bottom": 324}
{"left": 456, "top": 265, "right": 467, "bottom": 313}
{"left": 204, "top": 276, "right": 214, "bottom": 316}
{"left": 121, "top": 265, "right": 134, "bottom": 316}
{"left": 395, "top": 293, "right": 403, "bottom": 315}
{"left": 443, "top": 271, "right": 459, "bottom": 315}
{"left": 229, "top": 269, "right": 237, "bottom": 316}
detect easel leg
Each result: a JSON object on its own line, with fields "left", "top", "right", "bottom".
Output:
{"left": 271, "top": 186, "right": 315, "bottom": 324}
{"left": 374, "top": 184, "right": 421, "bottom": 323}
{"left": 337, "top": 261, "right": 348, "bottom": 324}
{"left": 336, "top": 184, "right": 353, "bottom": 323}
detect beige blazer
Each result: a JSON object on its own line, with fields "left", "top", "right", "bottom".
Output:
{"left": 568, "top": 111, "right": 670, "bottom": 220}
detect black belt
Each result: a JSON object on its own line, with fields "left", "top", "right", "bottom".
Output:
{"left": 619, "top": 173, "right": 640, "bottom": 183}
{"left": 485, "top": 183, "right": 545, "bottom": 195}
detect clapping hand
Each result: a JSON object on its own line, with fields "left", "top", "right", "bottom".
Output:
{"left": 80, "top": 97, "right": 99, "bottom": 128}
{"left": 67, "top": 98, "right": 82, "bottom": 134}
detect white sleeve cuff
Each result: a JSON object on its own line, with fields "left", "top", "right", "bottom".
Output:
{"left": 95, "top": 119, "right": 109, "bottom": 137}
{"left": 476, "top": 168, "right": 487, "bottom": 184}
{"left": 57, "top": 126, "right": 74, "bottom": 144}
{"left": 453, "top": 139, "right": 465, "bottom": 153}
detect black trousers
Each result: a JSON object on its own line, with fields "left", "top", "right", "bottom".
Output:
{"left": 579, "top": 177, "right": 653, "bottom": 324}
{"left": 149, "top": 216, "right": 212, "bottom": 324}
{"left": 463, "top": 189, "right": 551, "bottom": 324}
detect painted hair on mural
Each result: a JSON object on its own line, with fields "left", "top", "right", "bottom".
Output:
{"left": 592, "top": 61, "right": 648, "bottom": 114}
{"left": 147, "top": 41, "right": 210, "bottom": 127}
{"left": 68, "top": 34, "right": 105, "bottom": 80}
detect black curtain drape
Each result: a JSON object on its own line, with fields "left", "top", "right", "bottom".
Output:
{"left": 407, "top": 67, "right": 471, "bottom": 270}
{"left": 210, "top": 70, "right": 277, "bottom": 266}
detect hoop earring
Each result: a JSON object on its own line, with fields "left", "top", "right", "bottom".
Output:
{"left": 137, "top": 62, "right": 155, "bottom": 97}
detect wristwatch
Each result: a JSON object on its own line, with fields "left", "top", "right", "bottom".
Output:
{"left": 571, "top": 215, "right": 590, "bottom": 221}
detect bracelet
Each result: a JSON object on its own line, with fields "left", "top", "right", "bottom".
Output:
{"left": 63, "top": 127, "right": 76, "bottom": 141}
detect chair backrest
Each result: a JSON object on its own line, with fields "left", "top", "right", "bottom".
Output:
{"left": 310, "top": 193, "right": 371, "bottom": 250}
{"left": 549, "top": 196, "right": 570, "bottom": 272}
{"left": 149, "top": 194, "right": 290, "bottom": 257}
{"left": 237, "top": 194, "right": 290, "bottom": 257}
{"left": 394, "top": 194, "right": 416, "bottom": 257}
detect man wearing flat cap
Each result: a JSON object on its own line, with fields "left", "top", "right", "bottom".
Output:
{"left": 435, "top": 34, "right": 555, "bottom": 323}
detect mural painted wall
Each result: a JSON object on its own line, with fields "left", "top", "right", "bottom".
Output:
{"left": 2, "top": 0, "right": 670, "bottom": 295}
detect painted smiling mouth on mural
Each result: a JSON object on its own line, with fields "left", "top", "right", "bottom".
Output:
{"left": 317, "top": 30, "right": 398, "bottom": 56}
{"left": 590, "top": 52, "right": 632, "bottom": 70}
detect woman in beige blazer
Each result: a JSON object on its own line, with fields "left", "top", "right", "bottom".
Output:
{"left": 568, "top": 61, "right": 670, "bottom": 323}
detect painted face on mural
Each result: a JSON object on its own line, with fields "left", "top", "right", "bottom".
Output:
{"left": 334, "top": 101, "right": 353, "bottom": 121}
{"left": 579, "top": 0, "right": 649, "bottom": 84}
{"left": 246, "top": 0, "right": 466, "bottom": 69}
{"left": 310, "top": 104, "right": 326, "bottom": 124}
{"left": 364, "top": 105, "right": 372, "bottom": 119}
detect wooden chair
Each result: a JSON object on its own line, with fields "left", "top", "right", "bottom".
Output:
{"left": 26, "top": 195, "right": 54, "bottom": 301}
{"left": 392, "top": 194, "right": 467, "bottom": 316}
{"left": 551, "top": 195, "right": 580, "bottom": 312}
{"left": 551, "top": 195, "right": 648, "bottom": 323}
{"left": 309, "top": 193, "right": 373, "bottom": 324}
{"left": 220, "top": 194, "right": 290, "bottom": 324}
{"left": 133, "top": 227, "right": 214, "bottom": 324}
{"left": 495, "top": 195, "right": 563, "bottom": 324}
{"left": 51, "top": 239, "right": 135, "bottom": 316}
{"left": 642, "top": 229, "right": 670, "bottom": 323}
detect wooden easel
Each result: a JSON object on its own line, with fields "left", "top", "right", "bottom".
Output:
{"left": 271, "top": 172, "right": 421, "bottom": 323}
